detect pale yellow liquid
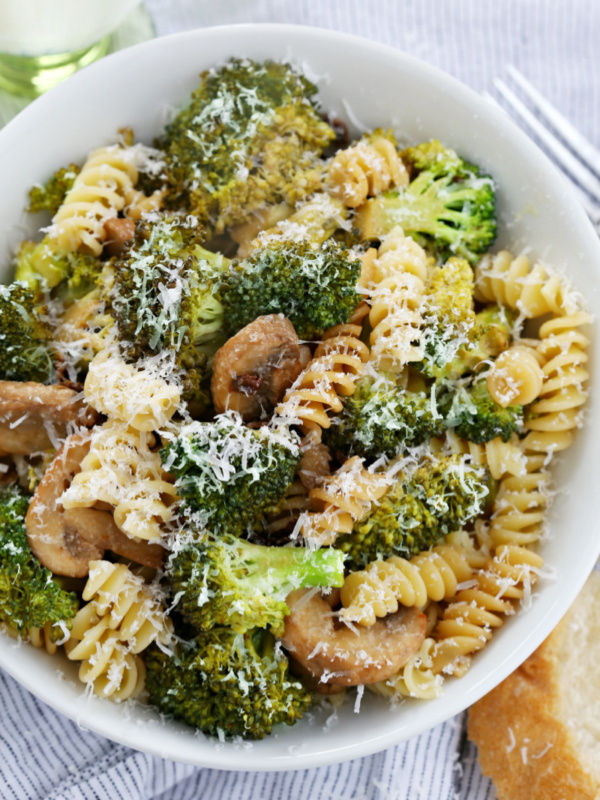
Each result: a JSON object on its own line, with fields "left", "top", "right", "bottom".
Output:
{"left": 0, "top": 37, "right": 110, "bottom": 98}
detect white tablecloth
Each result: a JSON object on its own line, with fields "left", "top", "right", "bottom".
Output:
{"left": 1, "top": 1, "right": 598, "bottom": 797}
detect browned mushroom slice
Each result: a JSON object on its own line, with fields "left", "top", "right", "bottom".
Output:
{"left": 280, "top": 589, "right": 427, "bottom": 687}
{"left": 103, "top": 217, "right": 135, "bottom": 257}
{"left": 26, "top": 434, "right": 164, "bottom": 577}
{"left": 0, "top": 381, "right": 96, "bottom": 457}
{"left": 211, "top": 314, "right": 305, "bottom": 420}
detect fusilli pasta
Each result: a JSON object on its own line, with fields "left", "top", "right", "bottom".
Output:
{"left": 340, "top": 542, "right": 486, "bottom": 626}
{"left": 523, "top": 312, "right": 591, "bottom": 455}
{"left": 84, "top": 351, "right": 180, "bottom": 432}
{"left": 431, "top": 545, "right": 544, "bottom": 677}
{"left": 366, "top": 227, "right": 428, "bottom": 372}
{"left": 486, "top": 345, "right": 545, "bottom": 407}
{"left": 276, "top": 323, "right": 369, "bottom": 437}
{"left": 298, "top": 456, "right": 391, "bottom": 546}
{"left": 369, "top": 637, "right": 443, "bottom": 700}
{"left": 50, "top": 145, "right": 140, "bottom": 256}
{"left": 65, "top": 560, "right": 172, "bottom": 701}
{"left": 445, "top": 430, "right": 526, "bottom": 480}
{"left": 61, "top": 420, "right": 178, "bottom": 542}
{"left": 327, "top": 135, "right": 409, "bottom": 208}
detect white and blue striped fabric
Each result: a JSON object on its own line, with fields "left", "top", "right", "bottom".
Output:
{"left": 1, "top": 2, "right": 598, "bottom": 798}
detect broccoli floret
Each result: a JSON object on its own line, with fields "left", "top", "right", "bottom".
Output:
{"left": 416, "top": 257, "right": 476, "bottom": 380}
{"left": 324, "top": 377, "right": 444, "bottom": 459}
{"left": 167, "top": 531, "right": 344, "bottom": 633}
{"left": 0, "top": 282, "right": 54, "bottom": 383}
{"left": 450, "top": 305, "right": 515, "bottom": 376}
{"left": 162, "top": 413, "right": 301, "bottom": 536}
{"left": 160, "top": 58, "right": 334, "bottom": 234}
{"left": 442, "top": 378, "right": 522, "bottom": 444}
{"left": 145, "top": 627, "right": 313, "bottom": 739}
{"left": 14, "top": 238, "right": 103, "bottom": 294}
{"left": 105, "top": 214, "right": 228, "bottom": 408}
{"left": 335, "top": 455, "right": 490, "bottom": 569}
{"left": 0, "top": 486, "right": 78, "bottom": 636}
{"left": 356, "top": 140, "right": 497, "bottom": 264}
{"left": 27, "top": 164, "right": 80, "bottom": 215}
{"left": 220, "top": 240, "right": 362, "bottom": 339}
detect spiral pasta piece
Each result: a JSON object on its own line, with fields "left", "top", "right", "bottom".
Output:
{"left": 366, "top": 227, "right": 429, "bottom": 372}
{"left": 65, "top": 561, "right": 172, "bottom": 701}
{"left": 523, "top": 312, "right": 591, "bottom": 455}
{"left": 84, "top": 351, "right": 180, "bottom": 432}
{"left": 61, "top": 419, "right": 178, "bottom": 541}
{"left": 445, "top": 430, "right": 526, "bottom": 480}
{"left": 431, "top": 545, "right": 544, "bottom": 677}
{"left": 486, "top": 345, "right": 545, "bottom": 407}
{"left": 487, "top": 460, "right": 550, "bottom": 550}
{"left": 50, "top": 145, "right": 141, "bottom": 256}
{"left": 298, "top": 456, "right": 391, "bottom": 546}
{"left": 327, "top": 136, "right": 409, "bottom": 208}
{"left": 340, "top": 543, "right": 486, "bottom": 626}
{"left": 276, "top": 323, "right": 369, "bottom": 436}
{"left": 474, "top": 251, "right": 581, "bottom": 317}
{"left": 369, "top": 637, "right": 443, "bottom": 700}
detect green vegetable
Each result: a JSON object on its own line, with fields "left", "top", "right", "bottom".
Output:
{"left": 0, "top": 282, "right": 53, "bottom": 383}
{"left": 105, "top": 214, "right": 228, "bottom": 409}
{"left": 335, "top": 455, "right": 490, "bottom": 569}
{"left": 27, "top": 164, "right": 80, "bottom": 215}
{"left": 356, "top": 139, "right": 497, "bottom": 263}
{"left": 0, "top": 486, "right": 78, "bottom": 637}
{"left": 161, "top": 413, "right": 301, "bottom": 536}
{"left": 416, "top": 256, "right": 476, "bottom": 380}
{"left": 167, "top": 531, "right": 345, "bottom": 633}
{"left": 221, "top": 240, "right": 362, "bottom": 339}
{"left": 442, "top": 378, "right": 522, "bottom": 444}
{"left": 145, "top": 627, "right": 313, "bottom": 740}
{"left": 324, "top": 376, "right": 445, "bottom": 459}
{"left": 160, "top": 58, "right": 334, "bottom": 233}
{"left": 14, "top": 238, "right": 102, "bottom": 294}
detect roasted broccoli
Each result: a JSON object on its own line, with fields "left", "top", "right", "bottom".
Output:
{"left": 416, "top": 256, "right": 476, "bottom": 380}
{"left": 14, "top": 237, "right": 103, "bottom": 294}
{"left": 442, "top": 378, "right": 522, "bottom": 444}
{"left": 324, "top": 376, "right": 445, "bottom": 459}
{"left": 160, "top": 58, "right": 334, "bottom": 233}
{"left": 356, "top": 140, "right": 497, "bottom": 263}
{"left": 220, "top": 240, "right": 362, "bottom": 339}
{"left": 145, "top": 627, "right": 313, "bottom": 739}
{"left": 0, "top": 486, "right": 78, "bottom": 636}
{"left": 105, "top": 214, "right": 228, "bottom": 408}
{"left": 162, "top": 413, "right": 301, "bottom": 536}
{"left": 167, "top": 531, "right": 344, "bottom": 633}
{"left": 0, "top": 282, "right": 54, "bottom": 383}
{"left": 27, "top": 164, "right": 80, "bottom": 215}
{"left": 335, "top": 455, "right": 490, "bottom": 569}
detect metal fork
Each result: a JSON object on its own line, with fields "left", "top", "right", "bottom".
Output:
{"left": 486, "top": 64, "right": 600, "bottom": 229}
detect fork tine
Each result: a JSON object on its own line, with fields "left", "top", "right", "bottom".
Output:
{"left": 506, "top": 64, "right": 600, "bottom": 180}
{"left": 494, "top": 78, "right": 600, "bottom": 205}
{"left": 484, "top": 91, "right": 600, "bottom": 225}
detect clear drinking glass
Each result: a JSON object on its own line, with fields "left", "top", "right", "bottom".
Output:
{"left": 0, "top": 0, "right": 143, "bottom": 97}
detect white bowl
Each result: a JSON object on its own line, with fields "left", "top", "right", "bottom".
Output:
{"left": 0, "top": 24, "right": 598, "bottom": 771}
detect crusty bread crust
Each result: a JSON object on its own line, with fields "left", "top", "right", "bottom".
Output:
{"left": 468, "top": 571, "right": 600, "bottom": 800}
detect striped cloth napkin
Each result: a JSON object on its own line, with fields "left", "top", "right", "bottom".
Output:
{"left": 1, "top": 1, "right": 598, "bottom": 797}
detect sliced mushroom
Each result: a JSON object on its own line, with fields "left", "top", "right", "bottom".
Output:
{"left": 103, "top": 217, "right": 135, "bottom": 257}
{"left": 0, "top": 381, "right": 96, "bottom": 457}
{"left": 211, "top": 314, "right": 305, "bottom": 420}
{"left": 26, "top": 434, "right": 164, "bottom": 577}
{"left": 280, "top": 589, "right": 426, "bottom": 686}
{"left": 298, "top": 432, "right": 332, "bottom": 490}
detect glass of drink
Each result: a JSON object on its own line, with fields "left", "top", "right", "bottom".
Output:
{"left": 0, "top": 0, "right": 143, "bottom": 97}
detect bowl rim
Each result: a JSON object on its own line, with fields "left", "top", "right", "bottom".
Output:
{"left": 0, "top": 21, "right": 599, "bottom": 771}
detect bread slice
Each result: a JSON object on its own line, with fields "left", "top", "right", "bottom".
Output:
{"left": 468, "top": 569, "right": 600, "bottom": 800}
